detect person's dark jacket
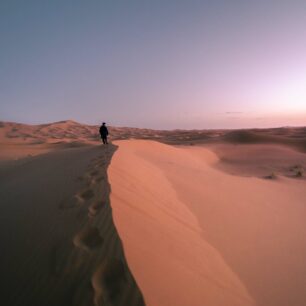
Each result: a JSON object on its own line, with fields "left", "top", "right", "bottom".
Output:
{"left": 99, "top": 125, "right": 108, "bottom": 137}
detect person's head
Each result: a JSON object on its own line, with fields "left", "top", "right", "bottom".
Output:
{"left": 102, "top": 122, "right": 106, "bottom": 126}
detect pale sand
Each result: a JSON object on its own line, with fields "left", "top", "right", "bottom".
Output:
{"left": 209, "top": 143, "right": 306, "bottom": 179}
{"left": 109, "top": 139, "right": 306, "bottom": 306}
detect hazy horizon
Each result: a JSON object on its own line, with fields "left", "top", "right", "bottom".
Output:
{"left": 1, "top": 1, "right": 306, "bottom": 129}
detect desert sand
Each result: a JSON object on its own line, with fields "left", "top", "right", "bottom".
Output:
{"left": 0, "top": 121, "right": 145, "bottom": 306}
{"left": 109, "top": 140, "right": 306, "bottom": 306}
{"left": 1, "top": 120, "right": 306, "bottom": 306}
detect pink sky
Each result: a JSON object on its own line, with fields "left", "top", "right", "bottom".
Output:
{"left": 1, "top": 1, "right": 306, "bottom": 129}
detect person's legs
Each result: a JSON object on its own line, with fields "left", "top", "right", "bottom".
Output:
{"left": 102, "top": 137, "right": 108, "bottom": 144}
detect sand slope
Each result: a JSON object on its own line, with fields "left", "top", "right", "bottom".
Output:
{"left": 109, "top": 140, "right": 306, "bottom": 306}
{"left": 1, "top": 120, "right": 306, "bottom": 305}
{"left": 210, "top": 143, "right": 306, "bottom": 179}
{"left": 0, "top": 144, "right": 144, "bottom": 306}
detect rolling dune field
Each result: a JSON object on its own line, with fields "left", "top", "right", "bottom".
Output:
{"left": 0, "top": 121, "right": 306, "bottom": 306}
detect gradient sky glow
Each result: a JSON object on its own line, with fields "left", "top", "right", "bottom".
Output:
{"left": 1, "top": 0, "right": 306, "bottom": 129}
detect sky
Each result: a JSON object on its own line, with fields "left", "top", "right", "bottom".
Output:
{"left": 1, "top": 0, "right": 306, "bottom": 129}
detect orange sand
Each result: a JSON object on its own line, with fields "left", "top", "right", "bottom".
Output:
{"left": 109, "top": 140, "right": 306, "bottom": 306}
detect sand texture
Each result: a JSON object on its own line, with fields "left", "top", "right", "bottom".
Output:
{"left": 1, "top": 120, "right": 306, "bottom": 306}
{"left": 0, "top": 143, "right": 144, "bottom": 306}
{"left": 109, "top": 140, "right": 306, "bottom": 306}
{"left": 1, "top": 121, "right": 306, "bottom": 162}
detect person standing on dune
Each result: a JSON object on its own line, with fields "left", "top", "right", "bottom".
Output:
{"left": 99, "top": 122, "right": 109, "bottom": 144}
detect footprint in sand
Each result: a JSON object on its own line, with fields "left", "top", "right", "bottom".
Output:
{"left": 75, "top": 173, "right": 92, "bottom": 182}
{"left": 73, "top": 226, "right": 103, "bottom": 251}
{"left": 88, "top": 201, "right": 106, "bottom": 217}
{"left": 92, "top": 259, "right": 126, "bottom": 306}
{"left": 75, "top": 188, "right": 95, "bottom": 202}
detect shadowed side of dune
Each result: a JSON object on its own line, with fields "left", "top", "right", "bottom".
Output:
{"left": 71, "top": 144, "right": 146, "bottom": 306}
{"left": 0, "top": 144, "right": 145, "bottom": 306}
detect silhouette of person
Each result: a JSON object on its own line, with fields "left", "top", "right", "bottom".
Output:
{"left": 99, "top": 122, "right": 109, "bottom": 144}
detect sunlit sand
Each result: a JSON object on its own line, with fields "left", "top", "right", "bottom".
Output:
{"left": 0, "top": 120, "right": 306, "bottom": 305}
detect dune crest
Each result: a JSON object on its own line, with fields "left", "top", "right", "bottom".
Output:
{"left": 109, "top": 139, "right": 306, "bottom": 306}
{"left": 0, "top": 144, "right": 145, "bottom": 305}
{"left": 109, "top": 140, "right": 255, "bottom": 306}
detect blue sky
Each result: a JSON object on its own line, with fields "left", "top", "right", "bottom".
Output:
{"left": 1, "top": 0, "right": 306, "bottom": 128}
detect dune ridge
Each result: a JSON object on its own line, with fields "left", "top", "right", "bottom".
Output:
{"left": 109, "top": 140, "right": 255, "bottom": 306}
{"left": 0, "top": 144, "right": 145, "bottom": 306}
{"left": 1, "top": 120, "right": 306, "bottom": 305}
{"left": 108, "top": 139, "right": 306, "bottom": 306}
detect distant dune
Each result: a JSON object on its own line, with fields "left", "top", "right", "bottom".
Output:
{"left": 0, "top": 120, "right": 306, "bottom": 305}
{"left": 221, "top": 129, "right": 306, "bottom": 152}
{"left": 0, "top": 132, "right": 145, "bottom": 305}
{"left": 1, "top": 120, "right": 306, "bottom": 161}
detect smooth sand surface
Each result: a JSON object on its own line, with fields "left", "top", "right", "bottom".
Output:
{"left": 109, "top": 140, "right": 306, "bottom": 306}
{"left": 210, "top": 143, "right": 306, "bottom": 179}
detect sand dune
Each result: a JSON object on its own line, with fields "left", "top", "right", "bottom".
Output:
{"left": 1, "top": 120, "right": 306, "bottom": 162}
{"left": 210, "top": 143, "right": 306, "bottom": 179}
{"left": 1, "top": 120, "right": 306, "bottom": 306}
{"left": 109, "top": 140, "right": 306, "bottom": 306}
{"left": 221, "top": 130, "right": 306, "bottom": 153}
{"left": 0, "top": 144, "right": 144, "bottom": 306}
